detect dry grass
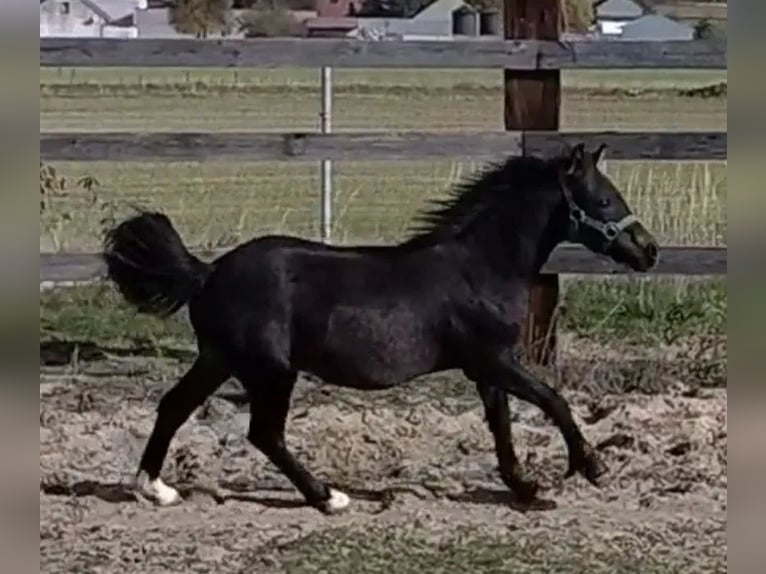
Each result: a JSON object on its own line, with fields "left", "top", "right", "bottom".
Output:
{"left": 40, "top": 91, "right": 726, "bottom": 134}
{"left": 39, "top": 67, "right": 727, "bottom": 90}
{"left": 40, "top": 67, "right": 727, "bottom": 134}
{"left": 39, "top": 159, "right": 726, "bottom": 253}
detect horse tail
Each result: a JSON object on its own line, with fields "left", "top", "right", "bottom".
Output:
{"left": 103, "top": 210, "right": 211, "bottom": 318}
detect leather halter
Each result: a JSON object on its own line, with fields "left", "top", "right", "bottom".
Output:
{"left": 559, "top": 174, "right": 638, "bottom": 248}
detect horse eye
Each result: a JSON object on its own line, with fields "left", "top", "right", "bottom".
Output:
{"left": 598, "top": 198, "right": 610, "bottom": 208}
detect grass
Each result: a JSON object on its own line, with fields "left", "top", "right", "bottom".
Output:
{"left": 560, "top": 276, "right": 726, "bottom": 343}
{"left": 243, "top": 524, "right": 718, "bottom": 574}
{"left": 39, "top": 160, "right": 727, "bottom": 252}
{"left": 40, "top": 67, "right": 728, "bottom": 91}
{"left": 40, "top": 278, "right": 726, "bottom": 352}
{"left": 40, "top": 67, "right": 727, "bottom": 134}
{"left": 40, "top": 91, "right": 727, "bottom": 134}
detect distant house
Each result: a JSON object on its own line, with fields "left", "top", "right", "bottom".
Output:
{"left": 593, "top": 0, "right": 646, "bottom": 36}
{"left": 318, "top": 0, "right": 502, "bottom": 41}
{"left": 40, "top": 0, "right": 144, "bottom": 37}
{"left": 619, "top": 14, "right": 694, "bottom": 41}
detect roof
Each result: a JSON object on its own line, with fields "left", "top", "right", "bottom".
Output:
{"left": 412, "top": 0, "right": 473, "bottom": 19}
{"left": 594, "top": 0, "right": 645, "bottom": 20}
{"left": 619, "top": 14, "right": 693, "bottom": 40}
{"left": 40, "top": 0, "right": 143, "bottom": 23}
{"left": 86, "top": 0, "right": 141, "bottom": 22}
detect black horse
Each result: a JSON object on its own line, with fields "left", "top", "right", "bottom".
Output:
{"left": 104, "top": 143, "right": 659, "bottom": 513}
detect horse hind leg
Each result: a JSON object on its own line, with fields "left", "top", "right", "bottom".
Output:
{"left": 241, "top": 366, "right": 350, "bottom": 514}
{"left": 133, "top": 348, "right": 230, "bottom": 506}
{"left": 475, "top": 382, "right": 540, "bottom": 503}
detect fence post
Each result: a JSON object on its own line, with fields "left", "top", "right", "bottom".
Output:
{"left": 320, "top": 66, "right": 333, "bottom": 243}
{"left": 504, "top": 0, "right": 561, "bottom": 367}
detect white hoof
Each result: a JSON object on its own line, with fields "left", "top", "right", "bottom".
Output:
{"left": 321, "top": 488, "right": 350, "bottom": 514}
{"left": 133, "top": 471, "right": 182, "bottom": 507}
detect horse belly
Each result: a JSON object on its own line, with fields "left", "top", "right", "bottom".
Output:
{"left": 299, "top": 312, "right": 437, "bottom": 389}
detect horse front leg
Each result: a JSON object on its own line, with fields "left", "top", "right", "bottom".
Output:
{"left": 469, "top": 349, "right": 607, "bottom": 486}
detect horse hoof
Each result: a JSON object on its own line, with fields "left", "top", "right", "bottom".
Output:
{"left": 566, "top": 449, "right": 609, "bottom": 487}
{"left": 133, "top": 472, "right": 183, "bottom": 507}
{"left": 512, "top": 478, "right": 540, "bottom": 503}
{"left": 582, "top": 452, "right": 609, "bottom": 487}
{"left": 319, "top": 488, "right": 351, "bottom": 515}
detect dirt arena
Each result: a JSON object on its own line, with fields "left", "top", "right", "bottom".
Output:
{"left": 40, "top": 351, "right": 727, "bottom": 573}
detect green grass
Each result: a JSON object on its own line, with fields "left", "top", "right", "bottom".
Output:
{"left": 40, "top": 278, "right": 725, "bottom": 353}
{"left": 561, "top": 276, "right": 726, "bottom": 343}
{"left": 41, "top": 284, "right": 192, "bottom": 351}
{"left": 243, "top": 525, "right": 718, "bottom": 574}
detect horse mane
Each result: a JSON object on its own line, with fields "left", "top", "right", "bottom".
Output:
{"left": 404, "top": 154, "right": 562, "bottom": 247}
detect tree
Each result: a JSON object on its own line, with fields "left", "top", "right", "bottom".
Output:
{"left": 238, "top": 5, "right": 302, "bottom": 37}
{"left": 562, "top": 0, "right": 594, "bottom": 33}
{"left": 693, "top": 18, "right": 715, "bottom": 40}
{"left": 169, "top": 0, "right": 234, "bottom": 39}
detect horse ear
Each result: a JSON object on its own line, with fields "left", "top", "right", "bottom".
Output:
{"left": 593, "top": 143, "right": 608, "bottom": 168}
{"left": 566, "top": 143, "right": 585, "bottom": 175}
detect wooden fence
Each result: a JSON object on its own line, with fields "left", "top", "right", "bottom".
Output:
{"left": 39, "top": 9, "right": 727, "bottom": 364}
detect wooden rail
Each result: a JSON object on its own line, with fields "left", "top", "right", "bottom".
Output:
{"left": 39, "top": 38, "right": 727, "bottom": 70}
{"left": 38, "top": 246, "right": 727, "bottom": 284}
{"left": 40, "top": 131, "right": 727, "bottom": 162}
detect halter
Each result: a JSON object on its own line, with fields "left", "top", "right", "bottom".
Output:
{"left": 559, "top": 174, "right": 638, "bottom": 248}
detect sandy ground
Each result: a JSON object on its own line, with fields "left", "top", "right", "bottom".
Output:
{"left": 40, "top": 357, "right": 727, "bottom": 573}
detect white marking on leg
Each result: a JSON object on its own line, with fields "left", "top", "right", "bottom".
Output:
{"left": 322, "top": 488, "right": 350, "bottom": 514}
{"left": 134, "top": 471, "right": 181, "bottom": 506}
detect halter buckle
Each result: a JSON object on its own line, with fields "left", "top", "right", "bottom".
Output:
{"left": 603, "top": 222, "right": 620, "bottom": 239}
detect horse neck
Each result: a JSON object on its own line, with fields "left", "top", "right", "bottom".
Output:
{"left": 458, "top": 191, "right": 565, "bottom": 279}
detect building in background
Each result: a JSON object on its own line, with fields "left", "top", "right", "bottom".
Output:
{"left": 40, "top": 0, "right": 699, "bottom": 41}
{"left": 307, "top": 0, "right": 503, "bottom": 40}
{"left": 40, "top": 0, "right": 144, "bottom": 37}
{"left": 593, "top": 0, "right": 646, "bottom": 36}
{"left": 619, "top": 14, "right": 694, "bottom": 40}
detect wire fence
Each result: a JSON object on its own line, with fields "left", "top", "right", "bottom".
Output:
{"left": 40, "top": 159, "right": 727, "bottom": 254}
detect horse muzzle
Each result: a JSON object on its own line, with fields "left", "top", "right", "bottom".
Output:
{"left": 610, "top": 222, "right": 660, "bottom": 272}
